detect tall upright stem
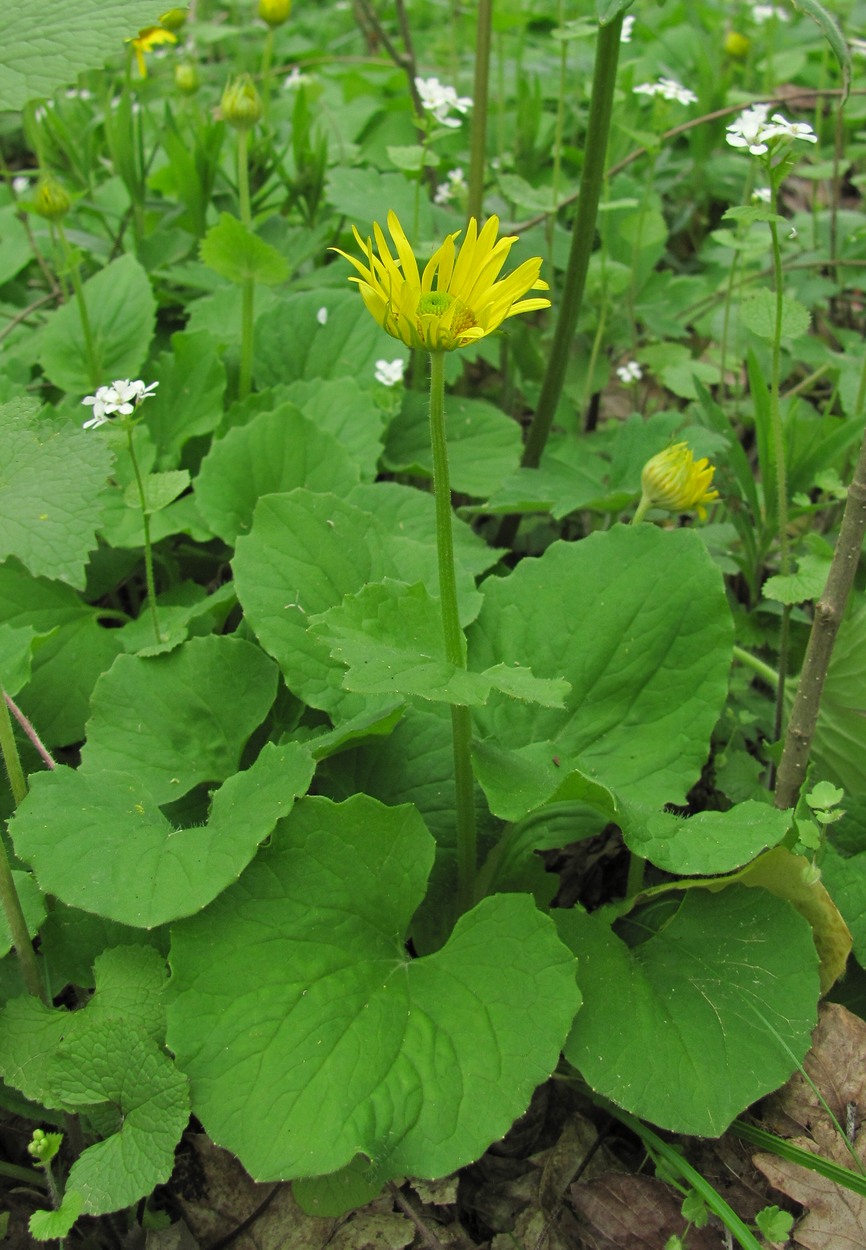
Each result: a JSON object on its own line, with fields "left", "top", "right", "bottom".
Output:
{"left": 767, "top": 214, "right": 791, "bottom": 749}
{"left": 520, "top": 14, "right": 623, "bottom": 470}
{"left": 126, "top": 427, "right": 162, "bottom": 644}
{"left": 57, "top": 223, "right": 99, "bottom": 388}
{"left": 466, "top": 0, "right": 492, "bottom": 223}
{"left": 237, "top": 128, "right": 255, "bottom": 400}
{"left": 429, "top": 352, "right": 477, "bottom": 914}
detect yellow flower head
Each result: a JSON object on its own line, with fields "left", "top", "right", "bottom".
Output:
{"left": 333, "top": 210, "right": 550, "bottom": 352}
{"left": 639, "top": 442, "right": 720, "bottom": 520}
{"left": 128, "top": 25, "right": 177, "bottom": 77}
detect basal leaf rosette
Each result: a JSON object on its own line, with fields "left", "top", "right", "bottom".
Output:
{"left": 333, "top": 211, "right": 550, "bottom": 352}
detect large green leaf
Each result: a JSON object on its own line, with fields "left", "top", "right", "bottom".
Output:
{"left": 39, "top": 254, "right": 156, "bottom": 394}
{"left": 147, "top": 330, "right": 227, "bottom": 468}
{"left": 559, "top": 886, "right": 819, "bottom": 1135}
{"left": 80, "top": 636, "right": 280, "bottom": 800}
{"left": 624, "top": 801, "right": 792, "bottom": 876}
{"left": 285, "top": 379, "right": 387, "bottom": 482}
{"left": 11, "top": 742, "right": 315, "bottom": 927}
{"left": 0, "top": 407, "right": 113, "bottom": 588}
{"left": 233, "top": 489, "right": 480, "bottom": 712}
{"left": 195, "top": 405, "right": 359, "bottom": 543}
{"left": 200, "top": 214, "right": 290, "bottom": 286}
{"left": 255, "top": 290, "right": 386, "bottom": 387}
{"left": 312, "top": 579, "right": 568, "bottom": 708}
{"left": 0, "top": 0, "right": 167, "bottom": 110}
{"left": 470, "top": 525, "right": 732, "bottom": 809}
{"left": 167, "top": 795, "right": 580, "bottom": 1184}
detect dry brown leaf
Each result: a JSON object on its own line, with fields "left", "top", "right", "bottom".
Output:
{"left": 752, "top": 1002, "right": 866, "bottom": 1250}
{"left": 569, "top": 1173, "right": 720, "bottom": 1250}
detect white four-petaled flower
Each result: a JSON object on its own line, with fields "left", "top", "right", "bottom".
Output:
{"left": 726, "top": 105, "right": 817, "bottom": 155}
{"left": 81, "top": 379, "right": 158, "bottom": 429}
{"left": 415, "top": 76, "right": 472, "bottom": 128}
{"left": 374, "top": 359, "right": 406, "bottom": 387}
{"left": 616, "top": 360, "right": 643, "bottom": 385}
{"left": 633, "top": 77, "right": 697, "bottom": 106}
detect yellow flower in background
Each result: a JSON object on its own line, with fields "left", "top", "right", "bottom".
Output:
{"left": 637, "top": 442, "right": 720, "bottom": 522}
{"left": 258, "top": 0, "right": 292, "bottom": 26}
{"left": 128, "top": 25, "right": 178, "bottom": 78}
{"left": 333, "top": 210, "right": 550, "bottom": 352}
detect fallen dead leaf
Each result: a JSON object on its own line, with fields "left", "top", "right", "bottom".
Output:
{"left": 569, "top": 1173, "right": 721, "bottom": 1250}
{"left": 752, "top": 1002, "right": 866, "bottom": 1250}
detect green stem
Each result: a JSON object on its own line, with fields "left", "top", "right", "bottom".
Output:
{"left": 126, "top": 427, "right": 162, "bottom": 644}
{"left": 0, "top": 699, "right": 47, "bottom": 1003}
{"left": 732, "top": 643, "right": 779, "bottom": 690}
{"left": 520, "top": 14, "right": 623, "bottom": 470}
{"left": 466, "top": 0, "right": 492, "bottom": 223}
{"left": 429, "top": 352, "right": 477, "bottom": 914}
{"left": 0, "top": 690, "right": 27, "bottom": 806}
{"left": 260, "top": 28, "right": 274, "bottom": 124}
{"left": 237, "top": 128, "right": 255, "bottom": 400}
{"left": 57, "top": 222, "right": 99, "bottom": 389}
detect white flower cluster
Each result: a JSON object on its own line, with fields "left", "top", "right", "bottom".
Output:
{"left": 434, "top": 168, "right": 467, "bottom": 205}
{"left": 726, "top": 104, "right": 817, "bottom": 156}
{"left": 415, "top": 76, "right": 472, "bottom": 128}
{"left": 616, "top": 360, "right": 643, "bottom": 385}
{"left": 81, "top": 379, "right": 158, "bottom": 429}
{"left": 620, "top": 14, "right": 636, "bottom": 42}
{"left": 374, "top": 359, "right": 406, "bottom": 387}
{"left": 633, "top": 77, "right": 697, "bottom": 106}
{"left": 753, "top": 4, "right": 789, "bottom": 22}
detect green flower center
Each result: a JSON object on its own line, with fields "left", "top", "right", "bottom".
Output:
{"left": 417, "top": 291, "right": 456, "bottom": 317}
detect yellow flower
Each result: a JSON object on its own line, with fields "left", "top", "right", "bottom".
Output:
{"left": 638, "top": 442, "right": 720, "bottom": 521}
{"left": 128, "top": 25, "right": 177, "bottom": 78}
{"left": 333, "top": 210, "right": 550, "bottom": 352}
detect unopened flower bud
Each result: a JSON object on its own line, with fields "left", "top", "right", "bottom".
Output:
{"left": 33, "top": 175, "right": 71, "bottom": 221}
{"left": 638, "top": 442, "right": 719, "bottom": 521}
{"left": 220, "top": 75, "right": 262, "bottom": 130}
{"left": 258, "top": 0, "right": 291, "bottom": 26}
{"left": 159, "top": 7, "right": 188, "bottom": 31}
{"left": 724, "top": 31, "right": 750, "bottom": 58}
{"left": 175, "top": 61, "right": 200, "bottom": 94}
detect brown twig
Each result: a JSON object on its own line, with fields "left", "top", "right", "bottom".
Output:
{"left": 774, "top": 408, "right": 866, "bottom": 809}
{"left": 4, "top": 694, "right": 56, "bottom": 772}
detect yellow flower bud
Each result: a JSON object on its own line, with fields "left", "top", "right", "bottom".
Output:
{"left": 159, "top": 7, "right": 188, "bottom": 31}
{"left": 258, "top": 0, "right": 292, "bottom": 26}
{"left": 175, "top": 61, "right": 200, "bottom": 94}
{"left": 724, "top": 30, "right": 750, "bottom": 58}
{"left": 33, "top": 175, "right": 71, "bottom": 221}
{"left": 220, "top": 75, "right": 263, "bottom": 130}
{"left": 637, "top": 442, "right": 720, "bottom": 522}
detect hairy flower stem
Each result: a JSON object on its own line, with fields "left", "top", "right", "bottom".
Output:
{"left": 0, "top": 696, "right": 47, "bottom": 1003}
{"left": 767, "top": 213, "right": 791, "bottom": 751}
{"left": 519, "top": 14, "right": 623, "bottom": 472}
{"left": 126, "top": 427, "right": 162, "bottom": 643}
{"left": 237, "top": 128, "right": 255, "bottom": 400}
{"left": 466, "top": 0, "right": 492, "bottom": 223}
{"left": 775, "top": 354, "right": 866, "bottom": 809}
{"left": 429, "top": 352, "right": 477, "bottom": 914}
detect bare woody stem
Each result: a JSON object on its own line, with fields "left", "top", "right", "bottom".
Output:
{"left": 775, "top": 402, "right": 866, "bottom": 809}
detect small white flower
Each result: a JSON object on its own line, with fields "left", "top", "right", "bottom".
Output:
{"left": 753, "top": 4, "right": 789, "bottom": 22}
{"left": 374, "top": 359, "right": 406, "bottom": 387}
{"left": 415, "top": 76, "right": 472, "bottom": 128}
{"left": 788, "top": 226, "right": 798, "bottom": 240}
{"left": 725, "top": 103, "right": 771, "bottom": 154}
{"left": 616, "top": 360, "right": 643, "bottom": 385}
{"left": 761, "top": 113, "right": 818, "bottom": 144}
{"left": 434, "top": 168, "right": 467, "bottom": 205}
{"left": 283, "top": 66, "right": 308, "bottom": 89}
{"left": 81, "top": 379, "right": 158, "bottom": 429}
{"left": 751, "top": 186, "right": 772, "bottom": 203}
{"left": 633, "top": 77, "right": 697, "bottom": 106}
{"left": 12, "top": 175, "right": 29, "bottom": 195}
{"left": 316, "top": 306, "right": 328, "bottom": 325}
{"left": 620, "top": 14, "right": 635, "bottom": 42}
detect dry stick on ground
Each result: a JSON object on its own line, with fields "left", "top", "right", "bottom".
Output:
{"left": 774, "top": 416, "right": 866, "bottom": 810}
